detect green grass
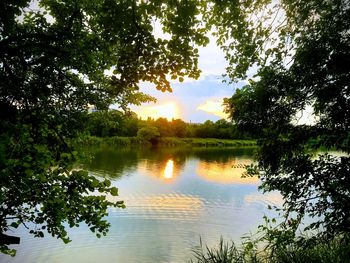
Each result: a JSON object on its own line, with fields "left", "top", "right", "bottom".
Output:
{"left": 76, "top": 136, "right": 256, "bottom": 148}
{"left": 75, "top": 135, "right": 140, "bottom": 147}
{"left": 188, "top": 235, "right": 350, "bottom": 263}
{"left": 159, "top": 137, "right": 256, "bottom": 147}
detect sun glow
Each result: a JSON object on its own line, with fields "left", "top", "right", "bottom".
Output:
{"left": 136, "top": 102, "right": 179, "bottom": 120}
{"left": 163, "top": 160, "right": 174, "bottom": 179}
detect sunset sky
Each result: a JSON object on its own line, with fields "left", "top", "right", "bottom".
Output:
{"left": 130, "top": 35, "right": 315, "bottom": 125}
{"left": 130, "top": 36, "right": 247, "bottom": 123}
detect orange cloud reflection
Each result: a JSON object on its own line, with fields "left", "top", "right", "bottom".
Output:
{"left": 196, "top": 160, "right": 259, "bottom": 184}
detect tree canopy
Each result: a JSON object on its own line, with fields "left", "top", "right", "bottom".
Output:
{"left": 222, "top": 0, "right": 350, "bottom": 240}
{"left": 85, "top": 110, "right": 245, "bottom": 140}
{"left": 0, "top": 0, "right": 209, "bottom": 256}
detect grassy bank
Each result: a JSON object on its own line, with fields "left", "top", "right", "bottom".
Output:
{"left": 76, "top": 136, "right": 256, "bottom": 148}
{"left": 158, "top": 137, "right": 256, "bottom": 147}
{"left": 76, "top": 136, "right": 139, "bottom": 147}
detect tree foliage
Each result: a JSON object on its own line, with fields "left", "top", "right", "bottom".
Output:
{"left": 222, "top": 0, "right": 350, "bottom": 238}
{"left": 0, "top": 0, "right": 209, "bottom": 255}
{"left": 86, "top": 110, "right": 246, "bottom": 140}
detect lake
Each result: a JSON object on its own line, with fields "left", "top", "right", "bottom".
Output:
{"left": 1, "top": 146, "right": 282, "bottom": 263}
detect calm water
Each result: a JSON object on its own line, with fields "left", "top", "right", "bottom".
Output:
{"left": 1, "top": 147, "right": 283, "bottom": 263}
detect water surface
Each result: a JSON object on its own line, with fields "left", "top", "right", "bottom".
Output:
{"left": 1, "top": 146, "right": 282, "bottom": 263}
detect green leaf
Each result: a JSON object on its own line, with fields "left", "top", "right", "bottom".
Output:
{"left": 63, "top": 238, "right": 71, "bottom": 244}
{"left": 110, "top": 187, "right": 118, "bottom": 196}
{"left": 10, "top": 222, "right": 19, "bottom": 228}
{"left": 91, "top": 179, "right": 99, "bottom": 188}
{"left": 103, "top": 179, "right": 111, "bottom": 187}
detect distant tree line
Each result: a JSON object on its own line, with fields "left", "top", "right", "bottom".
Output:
{"left": 86, "top": 110, "right": 253, "bottom": 139}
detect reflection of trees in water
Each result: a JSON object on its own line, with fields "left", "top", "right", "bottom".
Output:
{"left": 81, "top": 148, "right": 141, "bottom": 178}
{"left": 81, "top": 146, "right": 256, "bottom": 180}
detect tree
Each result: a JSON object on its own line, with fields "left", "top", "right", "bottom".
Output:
{"left": 154, "top": 117, "right": 172, "bottom": 137}
{"left": 196, "top": 120, "right": 216, "bottom": 138}
{"left": 214, "top": 119, "right": 233, "bottom": 139}
{"left": 171, "top": 119, "right": 187, "bottom": 138}
{"left": 221, "top": 0, "right": 350, "bottom": 240}
{"left": 120, "top": 111, "right": 140, "bottom": 137}
{"left": 0, "top": 0, "right": 208, "bottom": 255}
{"left": 137, "top": 126, "right": 160, "bottom": 144}
{"left": 87, "top": 110, "right": 125, "bottom": 137}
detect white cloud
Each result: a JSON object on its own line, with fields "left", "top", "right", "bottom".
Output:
{"left": 198, "top": 34, "right": 228, "bottom": 76}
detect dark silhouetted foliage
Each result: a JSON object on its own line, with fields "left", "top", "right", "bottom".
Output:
{"left": 222, "top": 0, "right": 350, "bottom": 239}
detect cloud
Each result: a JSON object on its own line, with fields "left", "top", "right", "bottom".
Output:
{"left": 196, "top": 99, "right": 228, "bottom": 119}
{"left": 198, "top": 34, "right": 228, "bottom": 76}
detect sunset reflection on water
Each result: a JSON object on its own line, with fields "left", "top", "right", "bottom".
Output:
{"left": 163, "top": 159, "right": 174, "bottom": 179}
{"left": 137, "top": 158, "right": 181, "bottom": 182}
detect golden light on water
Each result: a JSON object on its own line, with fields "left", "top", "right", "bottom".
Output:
{"left": 163, "top": 160, "right": 174, "bottom": 179}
